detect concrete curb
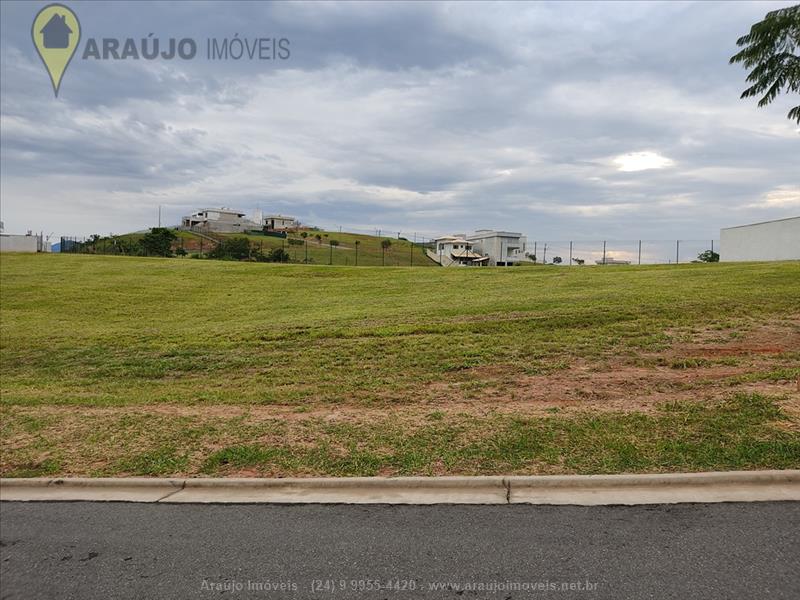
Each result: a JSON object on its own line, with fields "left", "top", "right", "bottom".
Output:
{"left": 1, "top": 470, "right": 798, "bottom": 505}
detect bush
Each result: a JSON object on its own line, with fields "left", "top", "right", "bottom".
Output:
{"left": 266, "top": 248, "right": 289, "bottom": 262}
{"left": 208, "top": 237, "right": 251, "bottom": 260}
{"left": 697, "top": 250, "right": 720, "bottom": 263}
{"left": 140, "top": 228, "right": 177, "bottom": 257}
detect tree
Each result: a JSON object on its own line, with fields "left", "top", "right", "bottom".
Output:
{"left": 571, "top": 257, "right": 585, "bottom": 265}
{"left": 328, "top": 239, "right": 339, "bottom": 265}
{"left": 381, "top": 239, "right": 392, "bottom": 266}
{"left": 730, "top": 5, "right": 800, "bottom": 123}
{"left": 140, "top": 228, "right": 177, "bottom": 257}
{"left": 697, "top": 250, "right": 720, "bottom": 263}
{"left": 552, "top": 256, "right": 563, "bottom": 264}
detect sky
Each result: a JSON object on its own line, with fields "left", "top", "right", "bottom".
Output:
{"left": 1, "top": 0, "right": 798, "bottom": 244}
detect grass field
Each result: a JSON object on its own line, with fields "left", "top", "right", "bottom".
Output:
{"left": 1, "top": 253, "right": 798, "bottom": 477}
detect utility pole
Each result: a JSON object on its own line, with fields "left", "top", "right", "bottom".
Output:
{"left": 602, "top": 241, "right": 607, "bottom": 265}
{"left": 638, "top": 240, "right": 642, "bottom": 265}
{"left": 676, "top": 240, "right": 680, "bottom": 264}
{"left": 410, "top": 241, "right": 413, "bottom": 267}
{"left": 158, "top": 205, "right": 161, "bottom": 228}
{"left": 569, "top": 241, "right": 573, "bottom": 266}
{"left": 543, "top": 243, "right": 547, "bottom": 264}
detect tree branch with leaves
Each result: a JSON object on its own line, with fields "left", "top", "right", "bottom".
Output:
{"left": 730, "top": 4, "right": 800, "bottom": 123}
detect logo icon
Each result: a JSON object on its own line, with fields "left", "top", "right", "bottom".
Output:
{"left": 31, "top": 3, "right": 81, "bottom": 97}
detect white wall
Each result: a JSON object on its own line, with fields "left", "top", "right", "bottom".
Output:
{"left": 720, "top": 217, "right": 800, "bottom": 262}
{"left": 0, "top": 234, "right": 40, "bottom": 253}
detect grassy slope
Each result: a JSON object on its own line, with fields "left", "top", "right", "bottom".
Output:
{"left": 1, "top": 254, "right": 798, "bottom": 477}
{"left": 97, "top": 229, "right": 437, "bottom": 266}
{"left": 222, "top": 230, "right": 436, "bottom": 266}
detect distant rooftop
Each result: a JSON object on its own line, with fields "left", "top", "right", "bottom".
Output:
{"left": 194, "top": 207, "right": 246, "bottom": 216}
{"left": 468, "top": 230, "right": 523, "bottom": 238}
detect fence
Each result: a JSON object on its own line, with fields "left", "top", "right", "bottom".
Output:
{"left": 527, "top": 239, "right": 720, "bottom": 265}
{"left": 56, "top": 232, "right": 720, "bottom": 266}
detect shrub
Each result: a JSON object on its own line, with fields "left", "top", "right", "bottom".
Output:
{"left": 209, "top": 237, "right": 251, "bottom": 260}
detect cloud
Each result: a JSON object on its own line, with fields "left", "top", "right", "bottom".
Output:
{"left": 749, "top": 186, "right": 800, "bottom": 209}
{"left": 613, "top": 152, "right": 675, "bottom": 172}
{"left": 1, "top": 0, "right": 798, "bottom": 241}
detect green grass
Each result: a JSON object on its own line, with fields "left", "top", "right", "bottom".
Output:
{"left": 1, "top": 253, "right": 798, "bottom": 476}
{"left": 2, "top": 254, "right": 797, "bottom": 407}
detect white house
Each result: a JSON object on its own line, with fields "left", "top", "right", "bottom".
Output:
{"left": 467, "top": 230, "right": 527, "bottom": 266}
{"left": 720, "top": 216, "right": 800, "bottom": 262}
{"left": 263, "top": 214, "right": 298, "bottom": 231}
{"left": 181, "top": 208, "right": 259, "bottom": 233}
{"left": 428, "top": 236, "right": 489, "bottom": 266}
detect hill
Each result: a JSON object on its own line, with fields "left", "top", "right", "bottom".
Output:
{"left": 65, "top": 228, "right": 438, "bottom": 267}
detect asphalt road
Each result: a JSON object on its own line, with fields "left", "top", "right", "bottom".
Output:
{"left": 1, "top": 502, "right": 798, "bottom": 599}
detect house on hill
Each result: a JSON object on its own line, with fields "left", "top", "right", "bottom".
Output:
{"left": 263, "top": 215, "right": 298, "bottom": 231}
{"left": 41, "top": 14, "right": 72, "bottom": 49}
{"left": 181, "top": 208, "right": 259, "bottom": 233}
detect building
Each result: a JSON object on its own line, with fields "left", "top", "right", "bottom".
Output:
{"left": 427, "top": 236, "right": 489, "bottom": 266}
{"left": 263, "top": 214, "right": 298, "bottom": 231}
{"left": 181, "top": 208, "right": 259, "bottom": 233}
{"left": 720, "top": 216, "right": 800, "bottom": 262}
{"left": 467, "top": 230, "right": 527, "bottom": 266}
{"left": 0, "top": 232, "right": 51, "bottom": 253}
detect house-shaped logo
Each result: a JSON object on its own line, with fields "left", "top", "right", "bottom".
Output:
{"left": 40, "top": 13, "right": 72, "bottom": 49}
{"left": 31, "top": 3, "right": 81, "bottom": 97}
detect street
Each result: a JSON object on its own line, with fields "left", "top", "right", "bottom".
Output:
{"left": 1, "top": 502, "right": 798, "bottom": 599}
